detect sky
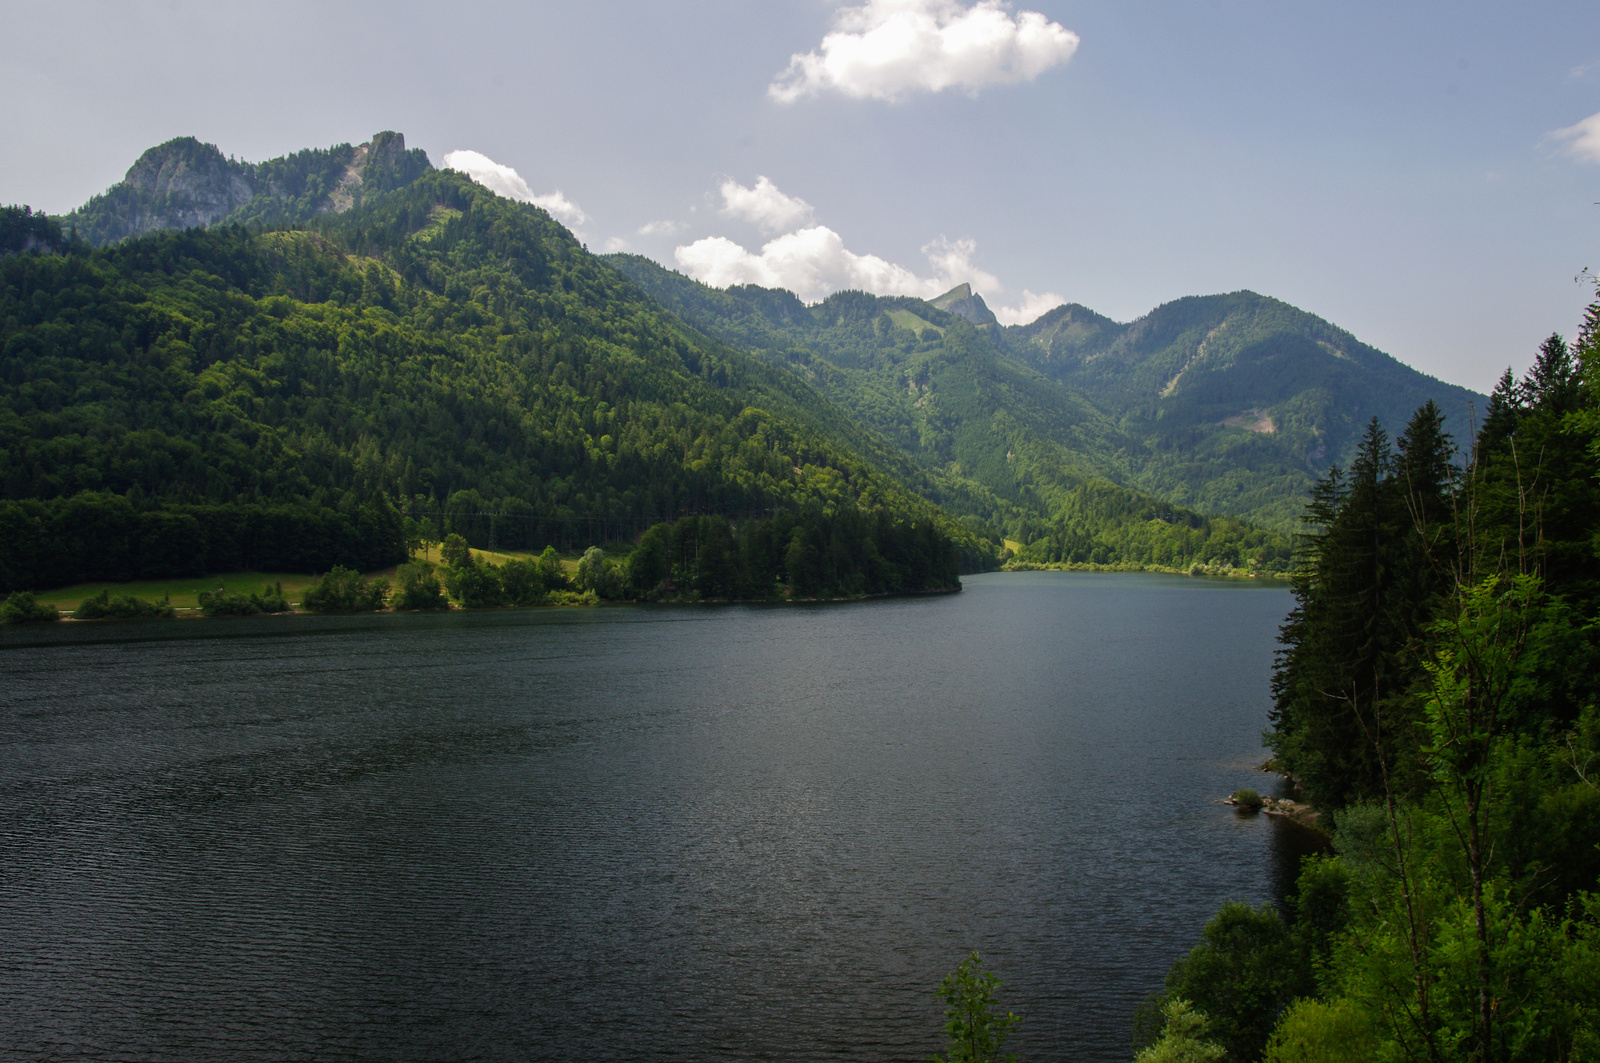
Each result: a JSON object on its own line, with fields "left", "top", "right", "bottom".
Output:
{"left": 3, "top": 0, "right": 1599, "bottom": 394}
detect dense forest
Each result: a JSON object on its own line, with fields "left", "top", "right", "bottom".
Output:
{"left": 0, "top": 173, "right": 999, "bottom": 592}
{"left": 609, "top": 255, "right": 1294, "bottom": 573}
{"left": 1135, "top": 294, "right": 1600, "bottom": 1061}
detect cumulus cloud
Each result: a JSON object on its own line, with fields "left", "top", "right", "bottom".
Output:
{"left": 770, "top": 0, "right": 1079, "bottom": 103}
{"left": 441, "top": 149, "right": 589, "bottom": 226}
{"left": 719, "top": 176, "right": 815, "bottom": 232}
{"left": 673, "top": 223, "right": 1062, "bottom": 324}
{"left": 1552, "top": 110, "right": 1600, "bottom": 164}
{"left": 992, "top": 289, "right": 1065, "bottom": 326}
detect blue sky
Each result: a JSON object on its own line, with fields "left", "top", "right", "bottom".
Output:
{"left": 4, "top": 0, "right": 1598, "bottom": 392}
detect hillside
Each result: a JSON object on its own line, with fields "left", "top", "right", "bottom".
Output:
{"left": 611, "top": 255, "right": 1484, "bottom": 534}
{"left": 0, "top": 172, "right": 991, "bottom": 592}
{"left": 605, "top": 255, "right": 1290, "bottom": 570}
{"left": 1006, "top": 293, "right": 1486, "bottom": 527}
{"left": 2, "top": 131, "right": 1326, "bottom": 592}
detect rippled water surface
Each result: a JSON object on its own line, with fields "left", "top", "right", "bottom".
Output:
{"left": 0, "top": 571, "right": 1305, "bottom": 1062}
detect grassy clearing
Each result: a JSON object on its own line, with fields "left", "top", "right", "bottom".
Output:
{"left": 28, "top": 572, "right": 322, "bottom": 612}
{"left": 886, "top": 308, "right": 940, "bottom": 334}
{"left": 1002, "top": 539, "right": 1024, "bottom": 554}
{"left": 23, "top": 543, "right": 633, "bottom": 614}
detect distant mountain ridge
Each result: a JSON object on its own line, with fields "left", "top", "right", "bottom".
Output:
{"left": 1004, "top": 290, "right": 1484, "bottom": 525}
{"left": 61, "top": 131, "right": 430, "bottom": 246}
{"left": 606, "top": 260, "right": 1485, "bottom": 532}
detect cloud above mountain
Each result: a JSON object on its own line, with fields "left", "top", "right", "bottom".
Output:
{"left": 441, "top": 149, "right": 589, "bottom": 226}
{"left": 719, "top": 176, "right": 815, "bottom": 233}
{"left": 770, "top": 0, "right": 1079, "bottom": 104}
{"left": 674, "top": 178, "right": 1060, "bottom": 323}
{"left": 1553, "top": 109, "right": 1600, "bottom": 164}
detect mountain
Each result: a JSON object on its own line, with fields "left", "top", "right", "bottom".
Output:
{"left": 1006, "top": 292, "right": 1486, "bottom": 527}
{"left": 605, "top": 255, "right": 1289, "bottom": 569}
{"left": 930, "top": 282, "right": 998, "bottom": 327}
{"left": 61, "top": 131, "right": 430, "bottom": 246}
{"left": 0, "top": 133, "right": 1298, "bottom": 592}
{"left": 606, "top": 256, "right": 1482, "bottom": 534}
{"left": 2, "top": 168, "right": 1002, "bottom": 592}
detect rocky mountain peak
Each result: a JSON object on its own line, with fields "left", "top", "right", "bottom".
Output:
{"left": 931, "top": 283, "right": 999, "bottom": 327}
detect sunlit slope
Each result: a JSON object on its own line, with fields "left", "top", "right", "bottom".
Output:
{"left": 1007, "top": 294, "right": 1486, "bottom": 527}
{"left": 3, "top": 170, "right": 996, "bottom": 582}
{"left": 605, "top": 255, "right": 1288, "bottom": 569}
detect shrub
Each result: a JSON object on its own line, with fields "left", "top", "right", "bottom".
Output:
{"left": 499, "top": 558, "right": 546, "bottom": 606}
{"left": 576, "top": 546, "right": 625, "bottom": 600}
{"left": 197, "top": 583, "right": 289, "bottom": 616}
{"left": 300, "top": 566, "right": 388, "bottom": 613}
{"left": 446, "top": 559, "right": 505, "bottom": 607}
{"left": 198, "top": 589, "right": 259, "bottom": 616}
{"left": 392, "top": 562, "right": 447, "bottom": 610}
{"left": 440, "top": 532, "right": 473, "bottom": 569}
{"left": 1231, "top": 789, "right": 1264, "bottom": 810}
{"left": 0, "top": 591, "right": 59, "bottom": 623}
{"left": 537, "top": 545, "right": 568, "bottom": 590}
{"left": 73, "top": 590, "right": 175, "bottom": 620}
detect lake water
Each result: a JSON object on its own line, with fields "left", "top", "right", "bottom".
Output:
{"left": 0, "top": 571, "right": 1305, "bottom": 1062}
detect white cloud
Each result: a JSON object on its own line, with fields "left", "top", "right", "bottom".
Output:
{"left": 673, "top": 224, "right": 1058, "bottom": 320}
{"left": 602, "top": 236, "right": 631, "bottom": 252}
{"left": 1553, "top": 110, "right": 1600, "bottom": 164}
{"left": 441, "top": 149, "right": 589, "bottom": 226}
{"left": 719, "top": 176, "right": 815, "bottom": 232}
{"left": 676, "top": 227, "right": 925, "bottom": 301}
{"left": 770, "top": 0, "right": 1079, "bottom": 103}
{"left": 921, "top": 236, "right": 1000, "bottom": 296}
{"left": 992, "top": 289, "right": 1065, "bottom": 326}
{"left": 637, "top": 219, "right": 686, "bottom": 237}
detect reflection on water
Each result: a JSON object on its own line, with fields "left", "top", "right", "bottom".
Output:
{"left": 0, "top": 572, "right": 1294, "bottom": 1062}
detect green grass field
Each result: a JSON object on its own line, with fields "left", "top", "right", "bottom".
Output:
{"left": 21, "top": 544, "right": 621, "bottom": 614}
{"left": 26, "top": 572, "right": 323, "bottom": 612}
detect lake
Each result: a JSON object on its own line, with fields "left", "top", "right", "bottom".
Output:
{"left": 0, "top": 571, "right": 1304, "bottom": 1062}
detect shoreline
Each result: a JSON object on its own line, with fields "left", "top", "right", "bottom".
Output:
{"left": 8, "top": 582, "right": 963, "bottom": 626}
{"left": 1001, "top": 560, "right": 1289, "bottom": 581}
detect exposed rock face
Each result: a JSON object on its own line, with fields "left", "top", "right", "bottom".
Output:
{"left": 62, "top": 132, "right": 431, "bottom": 246}
{"left": 123, "top": 138, "right": 255, "bottom": 233}
{"left": 931, "top": 282, "right": 1000, "bottom": 327}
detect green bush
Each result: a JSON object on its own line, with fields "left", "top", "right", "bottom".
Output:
{"left": 197, "top": 582, "right": 289, "bottom": 616}
{"left": 0, "top": 591, "right": 59, "bottom": 623}
{"left": 392, "top": 562, "right": 447, "bottom": 610}
{"left": 73, "top": 590, "right": 175, "bottom": 620}
{"left": 499, "top": 558, "right": 547, "bottom": 606}
{"left": 300, "top": 566, "right": 388, "bottom": 613}
{"left": 576, "top": 546, "right": 626, "bottom": 600}
{"left": 445, "top": 560, "right": 505, "bottom": 608}
{"left": 1231, "top": 788, "right": 1264, "bottom": 809}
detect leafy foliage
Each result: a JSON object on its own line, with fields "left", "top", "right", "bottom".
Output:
{"left": 0, "top": 590, "right": 58, "bottom": 623}
{"left": 72, "top": 589, "right": 174, "bottom": 619}
{"left": 300, "top": 566, "right": 387, "bottom": 613}
{"left": 1177, "top": 284, "right": 1600, "bottom": 1062}
{"left": 932, "top": 952, "right": 1018, "bottom": 1063}
{"left": 197, "top": 581, "right": 288, "bottom": 616}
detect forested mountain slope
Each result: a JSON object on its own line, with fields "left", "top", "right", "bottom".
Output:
{"left": 1007, "top": 293, "right": 1486, "bottom": 527}
{"left": 607, "top": 255, "right": 1289, "bottom": 570}
{"left": 0, "top": 171, "right": 991, "bottom": 591}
